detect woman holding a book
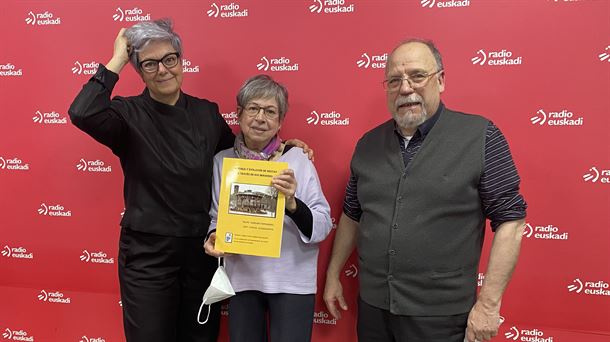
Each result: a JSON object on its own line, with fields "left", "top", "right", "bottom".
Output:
{"left": 204, "top": 75, "right": 332, "bottom": 342}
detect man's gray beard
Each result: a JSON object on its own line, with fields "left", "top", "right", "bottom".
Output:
{"left": 393, "top": 107, "right": 427, "bottom": 132}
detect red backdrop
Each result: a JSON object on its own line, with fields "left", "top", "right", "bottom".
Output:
{"left": 1, "top": 1, "right": 609, "bottom": 341}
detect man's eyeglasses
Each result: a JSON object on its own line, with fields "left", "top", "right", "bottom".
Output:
{"left": 139, "top": 52, "right": 181, "bottom": 73}
{"left": 242, "top": 104, "right": 280, "bottom": 120}
{"left": 383, "top": 69, "right": 443, "bottom": 92}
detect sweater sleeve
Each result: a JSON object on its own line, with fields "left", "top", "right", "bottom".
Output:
{"left": 289, "top": 149, "right": 333, "bottom": 244}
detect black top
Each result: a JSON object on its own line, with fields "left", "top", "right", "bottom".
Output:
{"left": 69, "top": 65, "right": 235, "bottom": 237}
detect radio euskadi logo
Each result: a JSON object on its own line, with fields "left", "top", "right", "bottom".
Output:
{"left": 207, "top": 2, "right": 249, "bottom": 18}
{"left": 256, "top": 56, "right": 299, "bottom": 72}
{"left": 344, "top": 263, "right": 358, "bottom": 278}
{"left": 2, "top": 245, "right": 34, "bottom": 259}
{"left": 523, "top": 223, "right": 568, "bottom": 240}
{"left": 76, "top": 158, "right": 112, "bottom": 173}
{"left": 37, "top": 203, "right": 72, "bottom": 217}
{"left": 599, "top": 45, "right": 610, "bottom": 63}
{"left": 37, "top": 289, "right": 71, "bottom": 304}
{"left": 72, "top": 61, "right": 99, "bottom": 76}
{"left": 112, "top": 7, "right": 151, "bottom": 22}
{"left": 2, "top": 327, "right": 35, "bottom": 341}
{"left": 79, "top": 336, "right": 106, "bottom": 342}
{"left": 583, "top": 166, "right": 610, "bottom": 184}
{"left": 80, "top": 250, "right": 114, "bottom": 264}
{"left": 421, "top": 0, "right": 471, "bottom": 8}
{"left": 0, "top": 63, "right": 23, "bottom": 77}
{"left": 0, "top": 156, "right": 30, "bottom": 171}
{"left": 306, "top": 110, "right": 350, "bottom": 126}
{"left": 182, "top": 58, "right": 200, "bottom": 73}
{"left": 530, "top": 109, "right": 583, "bottom": 126}
{"left": 32, "top": 110, "right": 67, "bottom": 125}
{"left": 309, "top": 0, "right": 355, "bottom": 14}
{"left": 24, "top": 10, "right": 61, "bottom": 26}
{"left": 567, "top": 278, "right": 610, "bottom": 296}
{"left": 471, "top": 49, "right": 523, "bottom": 66}
{"left": 504, "top": 325, "right": 554, "bottom": 341}
{"left": 222, "top": 112, "right": 239, "bottom": 126}
{"left": 313, "top": 311, "right": 337, "bottom": 325}
{"left": 356, "top": 52, "right": 387, "bottom": 69}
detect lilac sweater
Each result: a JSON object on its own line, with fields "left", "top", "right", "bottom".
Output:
{"left": 208, "top": 147, "right": 332, "bottom": 294}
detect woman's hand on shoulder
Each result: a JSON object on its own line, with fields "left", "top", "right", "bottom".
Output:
{"left": 284, "top": 138, "right": 314, "bottom": 161}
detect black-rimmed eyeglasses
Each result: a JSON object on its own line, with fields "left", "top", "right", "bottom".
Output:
{"left": 139, "top": 52, "right": 181, "bottom": 73}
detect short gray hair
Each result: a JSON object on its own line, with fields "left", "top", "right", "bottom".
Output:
{"left": 124, "top": 19, "right": 182, "bottom": 69}
{"left": 237, "top": 75, "right": 289, "bottom": 121}
{"left": 386, "top": 38, "right": 444, "bottom": 75}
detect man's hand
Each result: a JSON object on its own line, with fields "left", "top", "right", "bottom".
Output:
{"left": 285, "top": 138, "right": 314, "bottom": 161}
{"left": 203, "top": 232, "right": 226, "bottom": 258}
{"left": 465, "top": 300, "right": 502, "bottom": 342}
{"left": 323, "top": 275, "right": 348, "bottom": 319}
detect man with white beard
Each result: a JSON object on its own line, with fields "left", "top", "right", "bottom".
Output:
{"left": 323, "top": 39, "right": 527, "bottom": 342}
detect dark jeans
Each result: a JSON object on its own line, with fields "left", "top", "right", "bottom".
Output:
{"left": 228, "top": 290, "right": 315, "bottom": 342}
{"left": 118, "top": 227, "right": 220, "bottom": 342}
{"left": 357, "top": 297, "right": 468, "bottom": 342}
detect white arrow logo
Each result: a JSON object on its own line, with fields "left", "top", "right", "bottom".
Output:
{"left": 72, "top": 61, "right": 83, "bottom": 74}
{"left": 583, "top": 166, "right": 600, "bottom": 183}
{"left": 76, "top": 159, "right": 87, "bottom": 172}
{"left": 567, "top": 278, "right": 584, "bottom": 293}
{"left": 471, "top": 49, "right": 486, "bottom": 66}
{"left": 308, "top": 0, "right": 323, "bottom": 13}
{"left": 256, "top": 56, "right": 270, "bottom": 71}
{"left": 1, "top": 245, "right": 11, "bottom": 257}
{"left": 112, "top": 7, "right": 125, "bottom": 21}
{"left": 356, "top": 53, "right": 371, "bottom": 68}
{"left": 25, "top": 11, "right": 36, "bottom": 25}
{"left": 344, "top": 264, "right": 358, "bottom": 278}
{"left": 80, "top": 250, "right": 91, "bottom": 262}
{"left": 38, "top": 289, "right": 48, "bottom": 301}
{"left": 207, "top": 3, "right": 220, "bottom": 17}
{"left": 33, "top": 110, "right": 44, "bottom": 123}
{"left": 306, "top": 111, "right": 320, "bottom": 125}
{"left": 421, "top": 0, "right": 436, "bottom": 8}
{"left": 530, "top": 109, "right": 547, "bottom": 125}
{"left": 505, "top": 326, "right": 519, "bottom": 340}
{"left": 37, "top": 203, "right": 49, "bottom": 215}
{"left": 2, "top": 328, "right": 12, "bottom": 339}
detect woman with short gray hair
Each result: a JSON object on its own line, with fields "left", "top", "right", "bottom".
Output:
{"left": 69, "top": 19, "right": 234, "bottom": 342}
{"left": 204, "top": 74, "right": 332, "bottom": 342}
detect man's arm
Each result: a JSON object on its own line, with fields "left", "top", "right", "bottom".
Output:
{"left": 466, "top": 218, "right": 525, "bottom": 342}
{"left": 323, "top": 212, "right": 359, "bottom": 319}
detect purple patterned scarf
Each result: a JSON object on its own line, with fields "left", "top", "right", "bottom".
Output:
{"left": 233, "top": 133, "right": 282, "bottom": 160}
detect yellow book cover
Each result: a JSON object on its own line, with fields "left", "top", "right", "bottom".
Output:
{"left": 215, "top": 158, "right": 288, "bottom": 258}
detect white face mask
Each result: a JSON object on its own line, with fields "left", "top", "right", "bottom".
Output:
{"left": 197, "top": 258, "right": 235, "bottom": 324}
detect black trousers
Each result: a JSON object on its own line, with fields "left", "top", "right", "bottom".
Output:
{"left": 228, "top": 291, "right": 315, "bottom": 342}
{"left": 118, "top": 227, "right": 221, "bottom": 342}
{"left": 357, "top": 297, "right": 468, "bottom": 342}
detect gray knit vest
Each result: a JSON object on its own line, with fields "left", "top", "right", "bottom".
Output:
{"left": 351, "top": 108, "right": 489, "bottom": 315}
